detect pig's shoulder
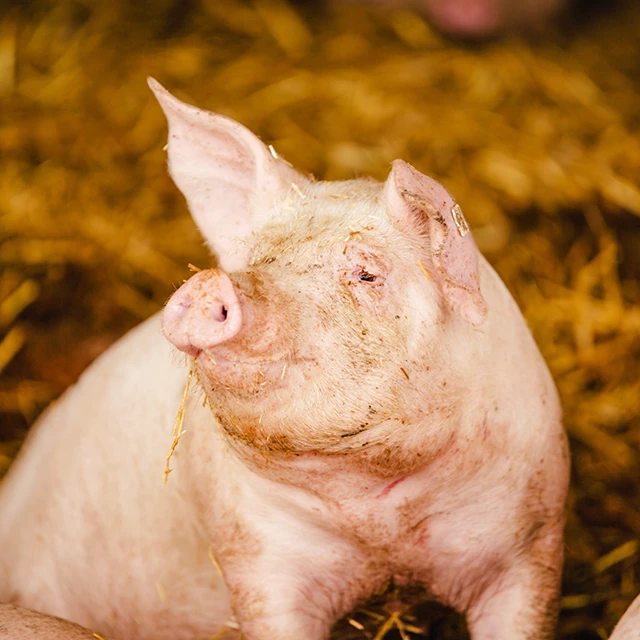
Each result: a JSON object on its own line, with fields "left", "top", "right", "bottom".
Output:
{"left": 83, "top": 312, "right": 184, "bottom": 384}
{"left": 0, "top": 313, "right": 190, "bottom": 519}
{"left": 50, "top": 312, "right": 187, "bottom": 412}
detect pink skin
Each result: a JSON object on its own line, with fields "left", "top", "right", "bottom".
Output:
{"left": 0, "top": 604, "right": 105, "bottom": 639}
{"left": 429, "top": 0, "right": 502, "bottom": 35}
{"left": 162, "top": 270, "right": 243, "bottom": 357}
{"left": 609, "top": 592, "right": 640, "bottom": 640}
{"left": 356, "top": 0, "right": 566, "bottom": 38}
{"left": 0, "top": 80, "right": 570, "bottom": 640}
{"left": 435, "top": 0, "right": 566, "bottom": 37}
{"left": 377, "top": 476, "right": 409, "bottom": 498}
{"left": 163, "top": 269, "right": 292, "bottom": 390}
{"left": 154, "top": 79, "right": 568, "bottom": 640}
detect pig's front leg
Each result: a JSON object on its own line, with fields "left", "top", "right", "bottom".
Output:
{"left": 226, "top": 569, "right": 331, "bottom": 640}
{"left": 218, "top": 527, "right": 375, "bottom": 640}
{"left": 465, "top": 523, "right": 564, "bottom": 639}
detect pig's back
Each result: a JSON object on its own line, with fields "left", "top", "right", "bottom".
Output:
{"left": 610, "top": 593, "right": 640, "bottom": 640}
{"left": 0, "top": 314, "right": 231, "bottom": 638}
{"left": 0, "top": 314, "right": 183, "bottom": 539}
{"left": 0, "top": 604, "right": 99, "bottom": 639}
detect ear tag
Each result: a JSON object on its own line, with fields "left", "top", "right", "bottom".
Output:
{"left": 451, "top": 204, "right": 469, "bottom": 237}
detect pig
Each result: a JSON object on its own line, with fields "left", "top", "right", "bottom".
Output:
{"left": 0, "top": 78, "right": 570, "bottom": 640}
{"left": 418, "top": 0, "right": 566, "bottom": 37}
{"left": 0, "top": 604, "right": 103, "bottom": 639}
{"left": 610, "top": 593, "right": 640, "bottom": 640}
{"left": 353, "top": 0, "right": 566, "bottom": 38}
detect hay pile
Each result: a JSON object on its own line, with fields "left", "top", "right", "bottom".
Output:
{"left": 1, "top": 0, "right": 640, "bottom": 637}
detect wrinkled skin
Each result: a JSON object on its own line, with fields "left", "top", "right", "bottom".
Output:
{"left": 0, "top": 80, "right": 570, "bottom": 640}
{"left": 610, "top": 593, "right": 640, "bottom": 640}
{"left": 355, "top": 0, "right": 566, "bottom": 37}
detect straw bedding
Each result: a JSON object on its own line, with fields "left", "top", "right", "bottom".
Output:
{"left": 1, "top": 0, "right": 639, "bottom": 636}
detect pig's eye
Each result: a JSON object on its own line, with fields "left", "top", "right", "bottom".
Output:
{"left": 357, "top": 269, "right": 377, "bottom": 283}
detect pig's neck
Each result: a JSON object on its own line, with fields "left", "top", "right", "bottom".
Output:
{"left": 213, "top": 388, "right": 477, "bottom": 506}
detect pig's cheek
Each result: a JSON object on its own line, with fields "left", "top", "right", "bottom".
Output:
{"left": 338, "top": 280, "right": 391, "bottom": 318}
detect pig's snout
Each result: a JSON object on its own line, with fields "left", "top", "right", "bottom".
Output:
{"left": 163, "top": 269, "right": 242, "bottom": 356}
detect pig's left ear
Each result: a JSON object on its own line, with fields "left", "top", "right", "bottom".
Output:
{"left": 148, "top": 78, "right": 305, "bottom": 271}
{"left": 384, "top": 160, "right": 487, "bottom": 326}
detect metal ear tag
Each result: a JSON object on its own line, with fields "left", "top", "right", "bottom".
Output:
{"left": 451, "top": 203, "right": 469, "bottom": 237}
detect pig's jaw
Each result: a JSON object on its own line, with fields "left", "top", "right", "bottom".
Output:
{"left": 200, "top": 386, "right": 465, "bottom": 490}
{"left": 190, "top": 323, "right": 470, "bottom": 474}
{"left": 195, "top": 348, "right": 299, "bottom": 386}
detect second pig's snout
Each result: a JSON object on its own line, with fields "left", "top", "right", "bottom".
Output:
{"left": 162, "top": 269, "right": 243, "bottom": 356}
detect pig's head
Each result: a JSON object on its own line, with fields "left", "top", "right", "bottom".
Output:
{"left": 150, "top": 79, "right": 487, "bottom": 459}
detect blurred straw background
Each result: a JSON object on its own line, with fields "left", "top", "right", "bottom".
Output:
{"left": 1, "top": 0, "right": 640, "bottom": 637}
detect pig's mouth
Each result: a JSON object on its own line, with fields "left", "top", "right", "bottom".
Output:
{"left": 195, "top": 348, "right": 312, "bottom": 387}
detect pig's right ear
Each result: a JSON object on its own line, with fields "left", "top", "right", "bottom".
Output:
{"left": 148, "top": 78, "right": 304, "bottom": 271}
{"left": 384, "top": 160, "right": 487, "bottom": 326}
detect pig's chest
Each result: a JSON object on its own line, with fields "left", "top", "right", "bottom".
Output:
{"left": 186, "top": 421, "right": 524, "bottom": 604}
{"left": 326, "top": 486, "right": 426, "bottom": 554}
{"left": 323, "top": 474, "right": 522, "bottom": 595}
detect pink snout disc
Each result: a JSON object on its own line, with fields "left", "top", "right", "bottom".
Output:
{"left": 162, "top": 269, "right": 243, "bottom": 356}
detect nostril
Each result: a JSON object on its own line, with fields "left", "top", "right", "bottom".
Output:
{"left": 212, "top": 303, "right": 228, "bottom": 323}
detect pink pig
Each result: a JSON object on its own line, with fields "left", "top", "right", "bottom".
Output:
{"left": 0, "top": 79, "right": 569, "bottom": 640}
{"left": 355, "top": 0, "right": 566, "bottom": 37}
{"left": 420, "top": 0, "right": 565, "bottom": 36}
